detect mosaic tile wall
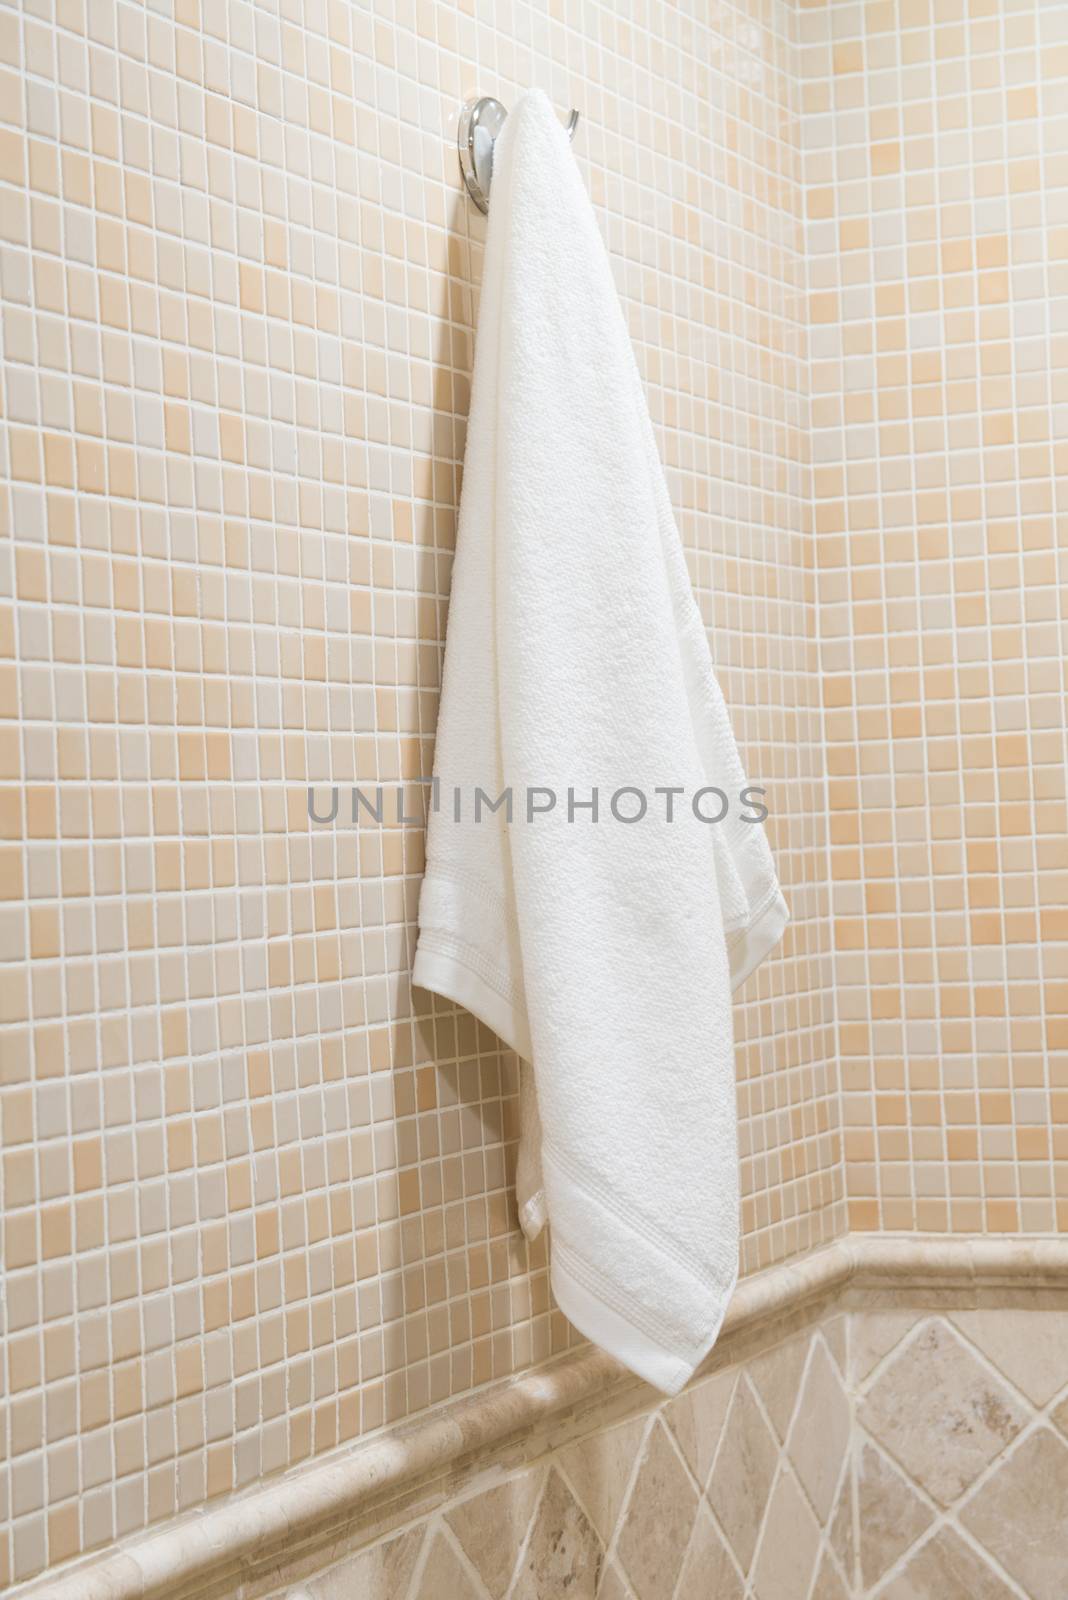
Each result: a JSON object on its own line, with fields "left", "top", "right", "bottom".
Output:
{"left": 802, "top": 0, "right": 1068, "bottom": 1232}
{"left": 0, "top": 0, "right": 839, "bottom": 1584}
{"left": 272, "top": 1302, "right": 1068, "bottom": 1600}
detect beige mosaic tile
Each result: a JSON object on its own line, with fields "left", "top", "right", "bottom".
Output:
{"left": 0, "top": 0, "right": 836, "bottom": 1584}
{"left": 806, "top": 0, "right": 1068, "bottom": 1240}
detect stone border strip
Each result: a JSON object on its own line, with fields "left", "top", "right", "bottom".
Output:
{"left": 15, "top": 1234, "right": 1068, "bottom": 1600}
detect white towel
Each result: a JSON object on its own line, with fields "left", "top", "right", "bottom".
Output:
{"left": 413, "top": 90, "right": 788, "bottom": 1394}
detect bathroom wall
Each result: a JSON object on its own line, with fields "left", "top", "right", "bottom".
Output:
{"left": 271, "top": 1310, "right": 860, "bottom": 1600}
{"left": 0, "top": 0, "right": 839, "bottom": 1585}
{"left": 265, "top": 1299, "right": 1068, "bottom": 1600}
{"left": 802, "top": 0, "right": 1068, "bottom": 1233}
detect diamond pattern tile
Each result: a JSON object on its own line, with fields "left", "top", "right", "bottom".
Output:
{"left": 823, "top": 1316, "right": 847, "bottom": 1378}
{"left": 444, "top": 1472, "right": 542, "bottom": 1598}
{"left": 827, "top": 1462, "right": 855, "bottom": 1587}
{"left": 859, "top": 1320, "right": 1027, "bottom": 1506}
{"left": 663, "top": 1370, "right": 734, "bottom": 1489}
{"left": 856, "top": 1441, "right": 933, "bottom": 1589}
{"left": 811, "top": 1551, "right": 851, "bottom": 1600}
{"left": 788, "top": 1338, "right": 852, "bottom": 1523}
{"left": 1052, "top": 1391, "right": 1068, "bottom": 1441}
{"left": 959, "top": 1429, "right": 1068, "bottom": 1600}
{"left": 411, "top": 1533, "right": 484, "bottom": 1600}
{"left": 308, "top": 1526, "right": 423, "bottom": 1600}
{"left": 849, "top": 1311, "right": 922, "bottom": 1388}
{"left": 615, "top": 1420, "right": 698, "bottom": 1600}
{"left": 674, "top": 1507, "right": 744, "bottom": 1600}
{"left": 749, "top": 1334, "right": 809, "bottom": 1442}
{"left": 595, "top": 1562, "right": 635, "bottom": 1600}
{"left": 556, "top": 1415, "right": 648, "bottom": 1546}
{"left": 949, "top": 1310, "right": 1068, "bottom": 1407}
{"left": 750, "top": 1467, "right": 821, "bottom": 1600}
{"left": 877, "top": 1528, "right": 1016, "bottom": 1600}
{"left": 511, "top": 1469, "right": 603, "bottom": 1600}
{"left": 707, "top": 1377, "right": 781, "bottom": 1575}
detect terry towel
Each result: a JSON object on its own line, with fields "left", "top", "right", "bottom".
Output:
{"left": 413, "top": 90, "right": 788, "bottom": 1395}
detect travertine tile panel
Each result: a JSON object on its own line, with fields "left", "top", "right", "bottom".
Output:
{"left": 707, "top": 1377, "right": 780, "bottom": 1575}
{"left": 411, "top": 1532, "right": 484, "bottom": 1600}
{"left": 949, "top": 1310, "right": 1068, "bottom": 1407}
{"left": 859, "top": 1321, "right": 1026, "bottom": 1506}
{"left": 855, "top": 1441, "right": 933, "bottom": 1590}
{"left": 811, "top": 1551, "right": 851, "bottom": 1600}
{"left": 749, "top": 1335, "right": 809, "bottom": 1442}
{"left": 510, "top": 1469, "right": 602, "bottom": 1600}
{"left": 595, "top": 1562, "right": 634, "bottom": 1600}
{"left": 307, "top": 1526, "right": 423, "bottom": 1600}
{"left": 788, "top": 1338, "right": 851, "bottom": 1523}
{"left": 1053, "top": 1392, "right": 1068, "bottom": 1441}
{"left": 848, "top": 1313, "right": 922, "bottom": 1389}
{"left": 556, "top": 1415, "right": 648, "bottom": 1547}
{"left": 828, "top": 1468, "right": 855, "bottom": 1589}
{"left": 662, "top": 1371, "right": 734, "bottom": 1490}
{"left": 959, "top": 1429, "right": 1068, "bottom": 1600}
{"left": 444, "top": 1471, "right": 542, "bottom": 1599}
{"left": 878, "top": 1528, "right": 1017, "bottom": 1600}
{"left": 674, "top": 1507, "right": 744, "bottom": 1600}
{"left": 615, "top": 1421, "right": 698, "bottom": 1600}
{"left": 749, "top": 1466, "right": 822, "bottom": 1600}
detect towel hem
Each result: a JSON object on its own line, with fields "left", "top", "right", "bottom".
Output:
{"left": 518, "top": 1189, "right": 548, "bottom": 1238}
{"left": 551, "top": 1241, "right": 738, "bottom": 1396}
{"left": 728, "top": 886, "right": 789, "bottom": 991}
{"left": 412, "top": 940, "right": 533, "bottom": 1061}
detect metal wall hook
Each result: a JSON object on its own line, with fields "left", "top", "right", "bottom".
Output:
{"left": 458, "top": 96, "right": 580, "bottom": 215}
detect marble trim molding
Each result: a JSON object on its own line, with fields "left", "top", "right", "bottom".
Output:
{"left": 16, "top": 1234, "right": 1068, "bottom": 1600}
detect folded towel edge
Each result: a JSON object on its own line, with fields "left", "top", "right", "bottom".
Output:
{"left": 728, "top": 886, "right": 789, "bottom": 991}
{"left": 412, "top": 939, "right": 534, "bottom": 1061}
{"left": 552, "top": 1239, "right": 739, "bottom": 1396}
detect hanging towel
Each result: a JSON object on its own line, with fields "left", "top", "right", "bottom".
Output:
{"left": 412, "top": 90, "right": 788, "bottom": 1395}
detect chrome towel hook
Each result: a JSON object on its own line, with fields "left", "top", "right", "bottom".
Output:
{"left": 458, "top": 96, "right": 580, "bottom": 215}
